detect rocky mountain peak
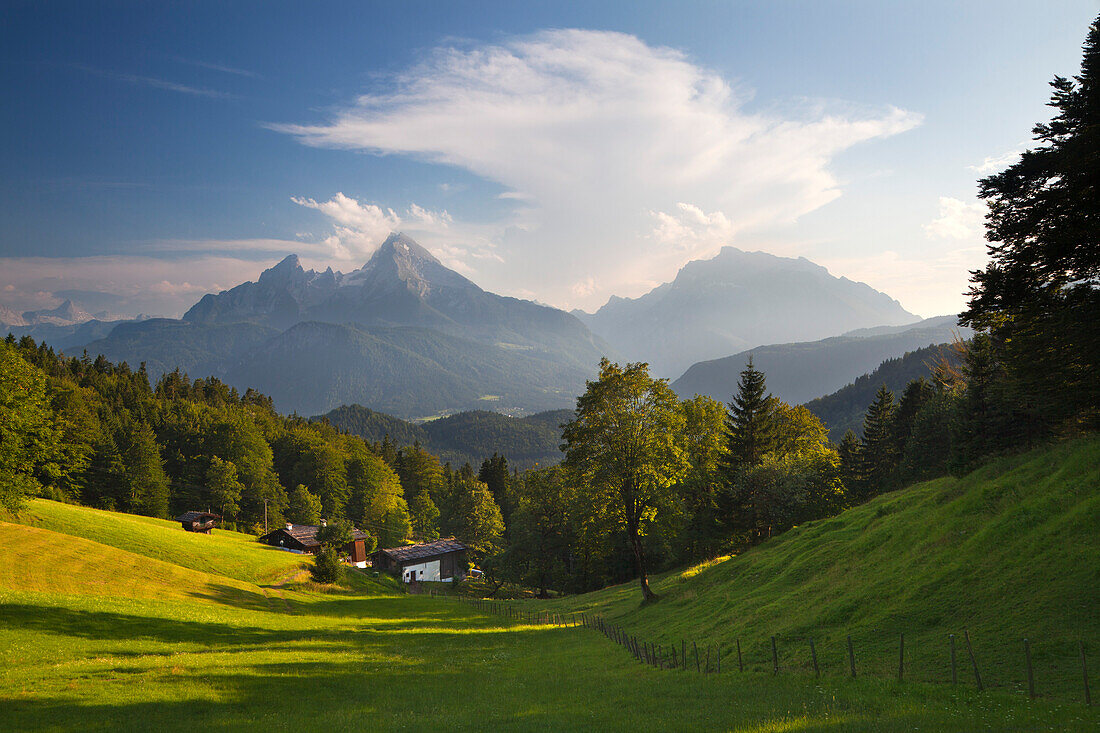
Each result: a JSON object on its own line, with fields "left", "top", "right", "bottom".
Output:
{"left": 258, "top": 254, "right": 307, "bottom": 284}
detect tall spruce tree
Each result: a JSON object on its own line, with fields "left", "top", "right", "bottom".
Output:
{"left": 720, "top": 357, "right": 776, "bottom": 474}
{"left": 859, "top": 385, "right": 897, "bottom": 499}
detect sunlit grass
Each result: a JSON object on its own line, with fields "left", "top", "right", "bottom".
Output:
{"left": 2, "top": 461, "right": 1099, "bottom": 731}
{"left": 531, "top": 436, "right": 1100, "bottom": 702}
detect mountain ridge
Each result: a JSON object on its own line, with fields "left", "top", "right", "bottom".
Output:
{"left": 576, "top": 246, "right": 918, "bottom": 377}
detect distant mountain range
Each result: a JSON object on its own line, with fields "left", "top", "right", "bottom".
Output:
{"left": 318, "top": 404, "right": 571, "bottom": 469}
{"left": 4, "top": 234, "right": 969, "bottom": 428}
{"left": 671, "top": 315, "right": 970, "bottom": 406}
{"left": 71, "top": 233, "right": 610, "bottom": 418}
{"left": 575, "top": 246, "right": 918, "bottom": 377}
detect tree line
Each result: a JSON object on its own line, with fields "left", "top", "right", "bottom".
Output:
{"left": 0, "top": 338, "right": 507, "bottom": 565}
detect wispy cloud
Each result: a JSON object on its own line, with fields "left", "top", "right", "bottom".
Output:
{"left": 925, "top": 197, "right": 986, "bottom": 240}
{"left": 967, "top": 146, "right": 1024, "bottom": 175}
{"left": 172, "top": 56, "right": 259, "bottom": 78}
{"left": 273, "top": 29, "right": 921, "bottom": 308}
{"left": 75, "top": 65, "right": 231, "bottom": 99}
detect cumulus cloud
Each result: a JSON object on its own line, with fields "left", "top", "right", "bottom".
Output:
{"left": 924, "top": 197, "right": 986, "bottom": 240}
{"left": 273, "top": 29, "right": 921, "bottom": 309}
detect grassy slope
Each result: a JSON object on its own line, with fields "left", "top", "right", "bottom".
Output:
{"left": 2, "top": 459, "right": 1098, "bottom": 731}
{"left": 533, "top": 436, "right": 1100, "bottom": 700}
{"left": 16, "top": 499, "right": 306, "bottom": 584}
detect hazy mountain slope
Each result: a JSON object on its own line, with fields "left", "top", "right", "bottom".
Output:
{"left": 671, "top": 316, "right": 967, "bottom": 405}
{"left": 81, "top": 318, "right": 280, "bottom": 379}
{"left": 67, "top": 233, "right": 609, "bottom": 417}
{"left": 577, "top": 247, "right": 917, "bottom": 377}
{"left": 186, "top": 233, "right": 610, "bottom": 371}
{"left": 804, "top": 343, "right": 964, "bottom": 439}
{"left": 228, "top": 322, "right": 587, "bottom": 418}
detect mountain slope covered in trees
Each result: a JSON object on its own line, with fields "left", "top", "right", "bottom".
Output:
{"left": 319, "top": 404, "right": 570, "bottom": 469}
{"left": 804, "top": 343, "right": 962, "bottom": 439}
{"left": 672, "top": 315, "right": 967, "bottom": 406}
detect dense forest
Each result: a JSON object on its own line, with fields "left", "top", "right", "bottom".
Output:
{"left": 317, "top": 404, "right": 571, "bottom": 469}
{"left": 804, "top": 343, "right": 962, "bottom": 440}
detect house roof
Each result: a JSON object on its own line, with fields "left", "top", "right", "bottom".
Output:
{"left": 374, "top": 539, "right": 467, "bottom": 563}
{"left": 176, "top": 511, "right": 220, "bottom": 522}
{"left": 264, "top": 524, "right": 369, "bottom": 549}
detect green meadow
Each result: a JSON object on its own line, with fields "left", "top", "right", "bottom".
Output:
{"left": 2, "top": 438, "right": 1099, "bottom": 731}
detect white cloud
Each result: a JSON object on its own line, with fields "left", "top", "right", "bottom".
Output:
{"left": 967, "top": 147, "right": 1024, "bottom": 174}
{"left": 273, "top": 29, "right": 921, "bottom": 309}
{"left": 924, "top": 197, "right": 986, "bottom": 240}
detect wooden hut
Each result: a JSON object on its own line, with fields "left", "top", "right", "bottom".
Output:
{"left": 258, "top": 523, "right": 370, "bottom": 567}
{"left": 176, "top": 511, "right": 220, "bottom": 534}
{"left": 371, "top": 539, "right": 468, "bottom": 583}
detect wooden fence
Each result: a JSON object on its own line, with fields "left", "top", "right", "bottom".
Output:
{"left": 454, "top": 597, "right": 1093, "bottom": 706}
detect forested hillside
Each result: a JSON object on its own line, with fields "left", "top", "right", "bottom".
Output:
{"left": 804, "top": 343, "right": 962, "bottom": 439}
{"left": 319, "top": 404, "right": 570, "bottom": 468}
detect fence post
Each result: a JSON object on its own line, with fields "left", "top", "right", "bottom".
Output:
{"left": 847, "top": 635, "right": 856, "bottom": 678}
{"left": 672, "top": 643, "right": 677, "bottom": 669}
{"left": 705, "top": 645, "right": 711, "bottom": 674}
{"left": 964, "top": 629, "right": 984, "bottom": 691}
{"left": 810, "top": 638, "right": 819, "bottom": 678}
{"left": 717, "top": 644, "right": 721, "bottom": 673}
{"left": 950, "top": 634, "right": 957, "bottom": 685}
{"left": 898, "top": 633, "right": 905, "bottom": 683}
{"left": 737, "top": 638, "right": 744, "bottom": 672}
{"left": 1024, "top": 638, "right": 1035, "bottom": 699}
{"left": 771, "top": 636, "right": 779, "bottom": 675}
{"left": 1082, "top": 641, "right": 1092, "bottom": 706}
{"left": 682, "top": 640, "right": 687, "bottom": 671}
{"left": 694, "top": 641, "right": 701, "bottom": 672}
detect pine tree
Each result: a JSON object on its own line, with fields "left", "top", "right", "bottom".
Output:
{"left": 836, "top": 429, "right": 862, "bottom": 496}
{"left": 122, "top": 421, "right": 170, "bottom": 518}
{"left": 720, "top": 357, "right": 776, "bottom": 474}
{"left": 859, "top": 385, "right": 897, "bottom": 498}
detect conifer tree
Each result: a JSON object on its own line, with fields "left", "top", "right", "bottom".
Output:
{"left": 836, "top": 429, "right": 862, "bottom": 495}
{"left": 961, "top": 14, "right": 1100, "bottom": 430}
{"left": 123, "top": 421, "right": 170, "bottom": 518}
{"left": 720, "top": 357, "right": 776, "bottom": 475}
{"left": 858, "top": 385, "right": 897, "bottom": 498}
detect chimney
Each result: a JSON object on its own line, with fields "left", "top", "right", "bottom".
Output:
{"left": 321, "top": 518, "right": 327, "bottom": 527}
{"left": 286, "top": 522, "right": 293, "bottom": 530}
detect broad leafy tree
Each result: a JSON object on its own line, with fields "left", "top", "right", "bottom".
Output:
{"left": 0, "top": 344, "right": 63, "bottom": 512}
{"left": 562, "top": 359, "right": 687, "bottom": 602}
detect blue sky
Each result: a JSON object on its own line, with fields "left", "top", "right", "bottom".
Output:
{"left": 1, "top": 1, "right": 1096, "bottom": 318}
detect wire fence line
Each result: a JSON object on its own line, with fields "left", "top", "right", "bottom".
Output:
{"left": 448, "top": 596, "right": 1094, "bottom": 707}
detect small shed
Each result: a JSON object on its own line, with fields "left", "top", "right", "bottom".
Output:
{"left": 258, "top": 523, "right": 370, "bottom": 567}
{"left": 371, "top": 539, "right": 468, "bottom": 583}
{"left": 177, "top": 511, "right": 220, "bottom": 534}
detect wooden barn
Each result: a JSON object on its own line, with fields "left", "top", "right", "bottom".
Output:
{"left": 371, "top": 539, "right": 468, "bottom": 583}
{"left": 176, "top": 511, "right": 220, "bottom": 534}
{"left": 258, "top": 523, "right": 371, "bottom": 567}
